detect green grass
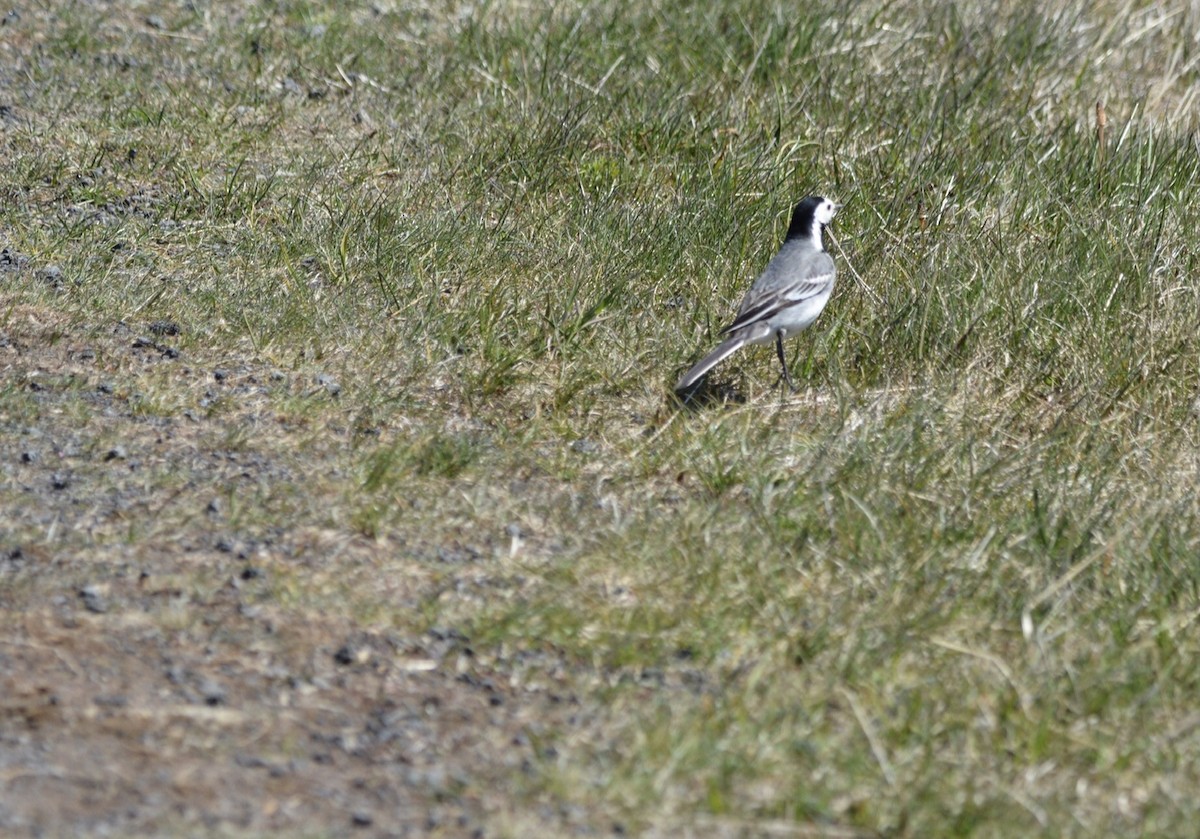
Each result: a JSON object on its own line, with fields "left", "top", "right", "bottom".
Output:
{"left": 4, "top": 0, "right": 1200, "bottom": 835}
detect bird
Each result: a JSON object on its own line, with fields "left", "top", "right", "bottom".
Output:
{"left": 675, "top": 195, "right": 839, "bottom": 393}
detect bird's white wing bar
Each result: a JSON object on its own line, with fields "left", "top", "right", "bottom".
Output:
{"left": 720, "top": 272, "right": 835, "bottom": 336}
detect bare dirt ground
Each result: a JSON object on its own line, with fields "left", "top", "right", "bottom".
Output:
{"left": 0, "top": 301, "right": 600, "bottom": 837}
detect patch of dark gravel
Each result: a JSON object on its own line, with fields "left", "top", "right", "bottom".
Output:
{"left": 1, "top": 247, "right": 30, "bottom": 271}
{"left": 0, "top": 302, "right": 626, "bottom": 837}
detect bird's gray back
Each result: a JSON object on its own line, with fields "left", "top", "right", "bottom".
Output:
{"left": 754, "top": 240, "right": 834, "bottom": 292}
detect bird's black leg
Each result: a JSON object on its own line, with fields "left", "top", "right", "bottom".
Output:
{"left": 775, "top": 332, "right": 795, "bottom": 391}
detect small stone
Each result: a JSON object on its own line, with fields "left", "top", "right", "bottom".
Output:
{"left": 213, "top": 369, "right": 229, "bottom": 382}
{"left": 20, "top": 451, "right": 37, "bottom": 464}
{"left": 105, "top": 446, "right": 127, "bottom": 461}
{"left": 37, "top": 265, "right": 64, "bottom": 288}
{"left": 436, "top": 544, "right": 480, "bottom": 564}
{"left": 93, "top": 694, "right": 128, "bottom": 708}
{"left": 50, "top": 473, "right": 69, "bottom": 491}
{"left": 234, "top": 754, "right": 269, "bottom": 769}
{"left": 570, "top": 438, "right": 599, "bottom": 454}
{"left": 316, "top": 374, "right": 341, "bottom": 397}
{"left": 333, "top": 645, "right": 355, "bottom": 666}
{"left": 352, "top": 812, "right": 373, "bottom": 828}
{"left": 427, "top": 626, "right": 468, "bottom": 643}
{"left": 145, "top": 14, "right": 165, "bottom": 29}
{"left": 79, "top": 586, "right": 108, "bottom": 613}
{"left": 199, "top": 680, "right": 226, "bottom": 706}
{"left": 0, "top": 247, "right": 28, "bottom": 269}
{"left": 148, "top": 320, "right": 180, "bottom": 336}
{"left": 240, "top": 567, "right": 262, "bottom": 581}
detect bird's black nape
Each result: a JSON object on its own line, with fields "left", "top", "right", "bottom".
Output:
{"left": 784, "top": 195, "right": 827, "bottom": 241}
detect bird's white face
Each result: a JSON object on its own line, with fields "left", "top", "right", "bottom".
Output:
{"left": 814, "top": 199, "right": 839, "bottom": 227}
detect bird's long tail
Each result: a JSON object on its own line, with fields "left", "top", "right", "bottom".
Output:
{"left": 675, "top": 334, "right": 749, "bottom": 391}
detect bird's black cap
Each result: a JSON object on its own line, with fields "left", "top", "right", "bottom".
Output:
{"left": 785, "top": 195, "right": 829, "bottom": 242}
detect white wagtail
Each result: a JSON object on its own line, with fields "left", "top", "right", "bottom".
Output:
{"left": 675, "top": 195, "right": 839, "bottom": 392}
